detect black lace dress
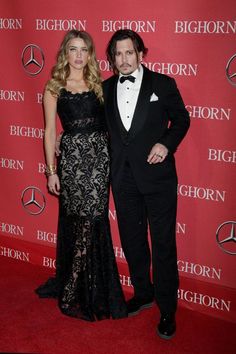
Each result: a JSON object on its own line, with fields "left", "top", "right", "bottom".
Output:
{"left": 36, "top": 89, "right": 127, "bottom": 321}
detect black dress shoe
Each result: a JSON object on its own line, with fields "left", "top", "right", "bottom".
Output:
{"left": 157, "top": 313, "right": 176, "bottom": 340}
{"left": 127, "top": 296, "right": 154, "bottom": 316}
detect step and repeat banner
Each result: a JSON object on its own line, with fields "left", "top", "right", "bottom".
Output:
{"left": 0, "top": 0, "right": 235, "bottom": 322}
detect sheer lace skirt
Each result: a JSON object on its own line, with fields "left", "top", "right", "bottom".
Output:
{"left": 36, "top": 130, "right": 127, "bottom": 321}
{"left": 56, "top": 215, "right": 127, "bottom": 321}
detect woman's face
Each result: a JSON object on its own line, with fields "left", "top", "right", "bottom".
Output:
{"left": 67, "top": 37, "right": 89, "bottom": 71}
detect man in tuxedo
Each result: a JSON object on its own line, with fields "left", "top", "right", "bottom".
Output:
{"left": 103, "top": 29, "right": 190, "bottom": 339}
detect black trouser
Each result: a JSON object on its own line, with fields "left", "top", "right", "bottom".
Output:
{"left": 113, "top": 162, "right": 179, "bottom": 314}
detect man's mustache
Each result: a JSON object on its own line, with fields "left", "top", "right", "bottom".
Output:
{"left": 120, "top": 63, "right": 131, "bottom": 68}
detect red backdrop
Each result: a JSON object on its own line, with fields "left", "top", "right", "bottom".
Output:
{"left": 0, "top": 0, "right": 235, "bottom": 323}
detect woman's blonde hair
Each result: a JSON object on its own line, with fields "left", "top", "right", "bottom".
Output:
{"left": 46, "top": 30, "right": 103, "bottom": 101}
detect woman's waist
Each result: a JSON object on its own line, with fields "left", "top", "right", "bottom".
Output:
{"left": 62, "top": 118, "right": 106, "bottom": 135}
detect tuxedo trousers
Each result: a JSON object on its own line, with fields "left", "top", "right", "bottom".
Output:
{"left": 112, "top": 161, "right": 179, "bottom": 314}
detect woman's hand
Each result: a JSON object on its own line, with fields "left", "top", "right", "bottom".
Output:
{"left": 55, "top": 132, "right": 63, "bottom": 157}
{"left": 47, "top": 174, "right": 60, "bottom": 195}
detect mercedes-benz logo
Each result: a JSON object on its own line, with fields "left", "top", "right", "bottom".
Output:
{"left": 21, "top": 44, "right": 45, "bottom": 76}
{"left": 226, "top": 54, "right": 236, "bottom": 87}
{"left": 216, "top": 221, "right": 236, "bottom": 255}
{"left": 21, "top": 186, "right": 46, "bottom": 215}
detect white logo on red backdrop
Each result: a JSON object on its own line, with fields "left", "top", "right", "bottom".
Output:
{"left": 177, "top": 184, "right": 226, "bottom": 202}
{"left": 226, "top": 54, "right": 236, "bottom": 87}
{"left": 21, "top": 186, "right": 46, "bottom": 215}
{"left": 35, "top": 19, "right": 86, "bottom": 31}
{"left": 21, "top": 44, "right": 44, "bottom": 76}
{"left": 185, "top": 105, "right": 231, "bottom": 121}
{"left": 208, "top": 149, "right": 236, "bottom": 163}
{"left": 178, "top": 289, "right": 230, "bottom": 312}
{"left": 0, "top": 18, "right": 22, "bottom": 30}
{"left": 0, "top": 89, "right": 24, "bottom": 102}
{"left": 9, "top": 125, "right": 44, "bottom": 138}
{"left": 216, "top": 221, "right": 236, "bottom": 255}
{"left": 0, "top": 247, "right": 29, "bottom": 262}
{"left": 101, "top": 20, "right": 156, "bottom": 32}
{"left": 142, "top": 61, "right": 198, "bottom": 76}
{"left": 37, "top": 230, "right": 57, "bottom": 244}
{"left": 175, "top": 21, "right": 236, "bottom": 34}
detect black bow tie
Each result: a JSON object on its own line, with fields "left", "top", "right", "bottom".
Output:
{"left": 119, "top": 75, "right": 135, "bottom": 84}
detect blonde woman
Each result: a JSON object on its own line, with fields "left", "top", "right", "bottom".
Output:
{"left": 35, "top": 30, "right": 127, "bottom": 321}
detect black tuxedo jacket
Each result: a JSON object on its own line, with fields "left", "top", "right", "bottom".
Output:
{"left": 103, "top": 65, "right": 190, "bottom": 194}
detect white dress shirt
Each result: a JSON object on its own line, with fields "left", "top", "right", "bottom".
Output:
{"left": 117, "top": 65, "right": 143, "bottom": 131}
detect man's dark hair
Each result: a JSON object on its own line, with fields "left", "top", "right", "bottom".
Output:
{"left": 106, "top": 29, "right": 148, "bottom": 74}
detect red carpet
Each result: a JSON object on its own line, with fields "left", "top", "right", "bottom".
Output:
{"left": 0, "top": 256, "right": 235, "bottom": 354}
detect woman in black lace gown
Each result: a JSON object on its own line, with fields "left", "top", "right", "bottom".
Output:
{"left": 35, "top": 30, "right": 127, "bottom": 321}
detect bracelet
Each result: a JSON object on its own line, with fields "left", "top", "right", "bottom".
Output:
{"left": 45, "top": 171, "right": 57, "bottom": 177}
{"left": 45, "top": 164, "right": 57, "bottom": 177}
{"left": 47, "top": 164, "right": 56, "bottom": 170}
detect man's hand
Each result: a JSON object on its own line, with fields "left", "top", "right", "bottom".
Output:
{"left": 147, "top": 143, "right": 168, "bottom": 164}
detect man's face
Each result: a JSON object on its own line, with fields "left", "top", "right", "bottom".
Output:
{"left": 114, "top": 38, "right": 143, "bottom": 75}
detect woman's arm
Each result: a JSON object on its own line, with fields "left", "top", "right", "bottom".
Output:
{"left": 43, "top": 89, "right": 60, "bottom": 195}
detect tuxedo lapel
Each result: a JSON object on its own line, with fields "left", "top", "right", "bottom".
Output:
{"left": 128, "top": 67, "right": 152, "bottom": 140}
{"left": 105, "top": 76, "right": 119, "bottom": 129}
{"left": 105, "top": 67, "right": 153, "bottom": 142}
{"left": 105, "top": 75, "right": 130, "bottom": 141}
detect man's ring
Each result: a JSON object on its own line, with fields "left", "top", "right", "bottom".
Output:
{"left": 156, "top": 153, "right": 162, "bottom": 158}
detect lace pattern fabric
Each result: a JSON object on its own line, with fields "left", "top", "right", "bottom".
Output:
{"left": 35, "top": 90, "right": 127, "bottom": 321}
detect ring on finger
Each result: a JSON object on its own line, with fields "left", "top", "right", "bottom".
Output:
{"left": 155, "top": 153, "right": 163, "bottom": 158}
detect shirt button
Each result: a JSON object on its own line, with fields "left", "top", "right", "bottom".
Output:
{"left": 126, "top": 101, "right": 129, "bottom": 103}
{"left": 127, "top": 116, "right": 129, "bottom": 118}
